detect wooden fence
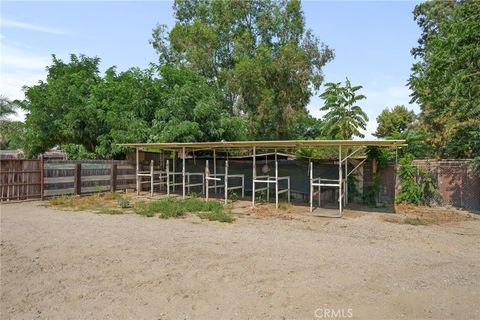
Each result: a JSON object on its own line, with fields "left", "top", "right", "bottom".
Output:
{"left": 0, "top": 159, "right": 43, "bottom": 201}
{"left": 1, "top": 159, "right": 135, "bottom": 201}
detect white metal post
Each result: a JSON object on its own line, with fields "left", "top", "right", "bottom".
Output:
{"left": 202, "top": 162, "right": 205, "bottom": 195}
{"left": 136, "top": 148, "right": 140, "bottom": 195}
{"left": 287, "top": 177, "right": 290, "bottom": 203}
{"left": 319, "top": 177, "right": 321, "bottom": 207}
{"left": 241, "top": 175, "right": 245, "bottom": 198}
{"left": 213, "top": 149, "right": 217, "bottom": 194}
{"left": 172, "top": 151, "right": 176, "bottom": 192}
{"left": 344, "top": 149, "right": 348, "bottom": 206}
{"left": 339, "top": 145, "right": 343, "bottom": 215}
{"left": 182, "top": 147, "right": 186, "bottom": 199}
{"left": 266, "top": 180, "right": 270, "bottom": 202}
{"left": 205, "top": 160, "right": 209, "bottom": 201}
{"left": 150, "top": 160, "right": 154, "bottom": 196}
{"left": 309, "top": 161, "right": 313, "bottom": 213}
{"left": 252, "top": 146, "right": 256, "bottom": 207}
{"left": 166, "top": 159, "right": 170, "bottom": 196}
{"left": 224, "top": 160, "right": 229, "bottom": 205}
{"left": 275, "top": 149, "right": 278, "bottom": 209}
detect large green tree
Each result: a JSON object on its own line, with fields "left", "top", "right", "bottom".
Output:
{"left": 150, "top": 65, "right": 247, "bottom": 143}
{"left": 374, "top": 105, "right": 416, "bottom": 138}
{"left": 151, "top": 0, "right": 333, "bottom": 139}
{"left": 320, "top": 78, "right": 368, "bottom": 140}
{"left": 20, "top": 54, "right": 104, "bottom": 157}
{"left": 409, "top": 0, "right": 480, "bottom": 158}
{"left": 20, "top": 54, "right": 246, "bottom": 159}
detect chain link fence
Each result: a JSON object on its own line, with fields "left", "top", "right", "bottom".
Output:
{"left": 412, "top": 160, "right": 480, "bottom": 211}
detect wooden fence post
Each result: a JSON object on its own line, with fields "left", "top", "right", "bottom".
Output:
{"left": 111, "top": 163, "right": 117, "bottom": 192}
{"left": 40, "top": 156, "right": 44, "bottom": 200}
{"left": 74, "top": 163, "right": 82, "bottom": 195}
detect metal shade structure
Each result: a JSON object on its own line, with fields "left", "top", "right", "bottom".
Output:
{"left": 119, "top": 139, "right": 405, "bottom": 150}
{"left": 119, "top": 139, "right": 406, "bottom": 217}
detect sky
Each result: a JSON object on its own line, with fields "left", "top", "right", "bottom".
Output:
{"left": 1, "top": 0, "right": 421, "bottom": 138}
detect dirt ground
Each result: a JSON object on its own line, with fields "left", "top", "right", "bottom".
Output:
{"left": 1, "top": 200, "right": 479, "bottom": 319}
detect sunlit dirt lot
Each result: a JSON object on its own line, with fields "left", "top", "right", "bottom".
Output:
{"left": 1, "top": 199, "right": 479, "bottom": 319}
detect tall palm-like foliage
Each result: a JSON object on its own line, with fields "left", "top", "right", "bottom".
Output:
{"left": 0, "top": 96, "right": 17, "bottom": 120}
{"left": 320, "top": 79, "right": 368, "bottom": 139}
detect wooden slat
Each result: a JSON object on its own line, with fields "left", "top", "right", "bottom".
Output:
{"left": 117, "top": 174, "right": 136, "bottom": 180}
{"left": 82, "top": 175, "right": 111, "bottom": 182}
{"left": 82, "top": 163, "right": 111, "bottom": 169}
{"left": 116, "top": 184, "right": 136, "bottom": 189}
{"left": 44, "top": 163, "right": 76, "bottom": 170}
{"left": 118, "top": 165, "right": 134, "bottom": 170}
{"left": 0, "top": 170, "right": 42, "bottom": 174}
{"left": 44, "top": 188, "right": 75, "bottom": 196}
{"left": 44, "top": 176, "right": 74, "bottom": 184}
{"left": 82, "top": 185, "right": 111, "bottom": 193}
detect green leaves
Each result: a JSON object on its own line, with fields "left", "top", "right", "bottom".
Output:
{"left": 151, "top": 0, "right": 334, "bottom": 140}
{"left": 21, "top": 55, "right": 246, "bottom": 159}
{"left": 0, "top": 96, "right": 18, "bottom": 120}
{"left": 374, "top": 105, "right": 416, "bottom": 138}
{"left": 396, "top": 155, "right": 442, "bottom": 206}
{"left": 409, "top": 0, "right": 480, "bottom": 158}
{"left": 319, "top": 78, "right": 368, "bottom": 140}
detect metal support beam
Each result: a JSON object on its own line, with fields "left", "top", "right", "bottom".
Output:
{"left": 136, "top": 148, "right": 140, "bottom": 195}
{"left": 275, "top": 149, "right": 279, "bottom": 209}
{"left": 252, "top": 146, "right": 256, "bottom": 207}
{"left": 172, "top": 151, "right": 176, "bottom": 192}
{"left": 205, "top": 160, "right": 209, "bottom": 201}
{"left": 182, "top": 147, "right": 186, "bottom": 199}
{"left": 224, "top": 160, "right": 228, "bottom": 205}
{"left": 213, "top": 149, "right": 217, "bottom": 194}
{"left": 309, "top": 161, "right": 313, "bottom": 213}
{"left": 150, "top": 160, "right": 154, "bottom": 196}
{"left": 166, "top": 159, "right": 170, "bottom": 196}
{"left": 341, "top": 146, "right": 364, "bottom": 163}
{"left": 344, "top": 148, "right": 348, "bottom": 206}
{"left": 339, "top": 145, "right": 343, "bottom": 215}
{"left": 347, "top": 158, "right": 367, "bottom": 178}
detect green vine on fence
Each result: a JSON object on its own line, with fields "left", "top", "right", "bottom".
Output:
{"left": 396, "top": 154, "right": 442, "bottom": 206}
{"left": 363, "top": 147, "right": 391, "bottom": 206}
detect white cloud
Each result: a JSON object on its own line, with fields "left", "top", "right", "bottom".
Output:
{"left": 0, "top": 44, "right": 49, "bottom": 120}
{"left": 1, "top": 45, "right": 50, "bottom": 70}
{"left": 1, "top": 18, "right": 69, "bottom": 35}
{"left": 358, "top": 85, "right": 419, "bottom": 139}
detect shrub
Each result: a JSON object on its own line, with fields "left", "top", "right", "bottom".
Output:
{"left": 396, "top": 155, "right": 441, "bottom": 206}
{"left": 134, "top": 198, "right": 233, "bottom": 222}
{"left": 228, "top": 190, "right": 239, "bottom": 202}
{"left": 197, "top": 210, "right": 234, "bottom": 223}
{"left": 118, "top": 197, "right": 131, "bottom": 208}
